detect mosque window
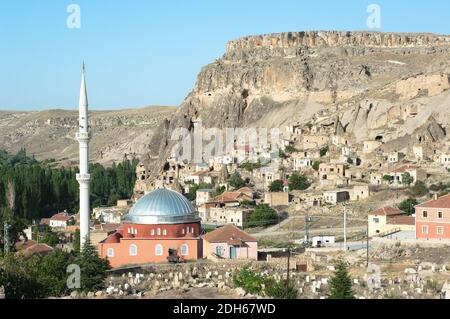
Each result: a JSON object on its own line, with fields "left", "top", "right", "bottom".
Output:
{"left": 190, "top": 227, "right": 194, "bottom": 234}
{"left": 107, "top": 248, "right": 114, "bottom": 258}
{"left": 157, "top": 228, "right": 161, "bottom": 236}
{"left": 182, "top": 228, "right": 185, "bottom": 235}
{"left": 155, "top": 244, "right": 163, "bottom": 256}
{"left": 151, "top": 229, "right": 155, "bottom": 236}
{"left": 129, "top": 244, "right": 138, "bottom": 256}
{"left": 163, "top": 229, "right": 167, "bottom": 236}
{"left": 180, "top": 244, "right": 188, "bottom": 256}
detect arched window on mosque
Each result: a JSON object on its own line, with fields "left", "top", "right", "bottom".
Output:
{"left": 129, "top": 244, "right": 138, "bottom": 256}
{"left": 155, "top": 244, "right": 163, "bottom": 256}
{"left": 163, "top": 229, "right": 167, "bottom": 236}
{"left": 107, "top": 248, "right": 114, "bottom": 258}
{"left": 157, "top": 228, "right": 161, "bottom": 236}
{"left": 180, "top": 244, "right": 188, "bottom": 256}
{"left": 182, "top": 228, "right": 185, "bottom": 235}
{"left": 151, "top": 229, "right": 155, "bottom": 236}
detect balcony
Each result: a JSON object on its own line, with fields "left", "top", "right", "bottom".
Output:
{"left": 76, "top": 174, "right": 91, "bottom": 182}
{"left": 76, "top": 132, "right": 91, "bottom": 141}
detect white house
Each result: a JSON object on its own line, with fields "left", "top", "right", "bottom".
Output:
{"left": 49, "top": 213, "right": 73, "bottom": 228}
{"left": 312, "top": 236, "right": 335, "bottom": 247}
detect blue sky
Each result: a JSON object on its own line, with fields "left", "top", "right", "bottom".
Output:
{"left": 1, "top": 0, "right": 450, "bottom": 111}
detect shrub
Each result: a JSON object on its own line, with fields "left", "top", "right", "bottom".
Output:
{"left": 233, "top": 267, "right": 266, "bottom": 295}
{"left": 269, "top": 180, "right": 284, "bottom": 192}
{"left": 289, "top": 173, "right": 311, "bottom": 191}
{"left": 397, "top": 198, "right": 418, "bottom": 215}
{"left": 265, "top": 278, "right": 298, "bottom": 299}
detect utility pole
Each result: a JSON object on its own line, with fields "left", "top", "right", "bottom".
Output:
{"left": 304, "top": 210, "right": 309, "bottom": 246}
{"left": 286, "top": 248, "right": 291, "bottom": 299}
{"left": 343, "top": 205, "right": 347, "bottom": 252}
{"left": 3, "top": 222, "right": 9, "bottom": 255}
{"left": 366, "top": 216, "right": 370, "bottom": 267}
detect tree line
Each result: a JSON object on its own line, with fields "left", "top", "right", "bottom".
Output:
{"left": 0, "top": 149, "right": 138, "bottom": 222}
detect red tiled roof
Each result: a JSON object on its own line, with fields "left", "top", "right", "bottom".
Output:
{"left": 415, "top": 194, "right": 450, "bottom": 209}
{"left": 387, "top": 215, "right": 415, "bottom": 225}
{"left": 50, "top": 213, "right": 72, "bottom": 222}
{"left": 202, "top": 224, "right": 257, "bottom": 243}
{"left": 369, "top": 206, "right": 404, "bottom": 216}
{"left": 40, "top": 218, "right": 50, "bottom": 226}
{"left": 103, "top": 232, "right": 123, "bottom": 244}
{"left": 22, "top": 244, "right": 54, "bottom": 257}
{"left": 15, "top": 240, "right": 37, "bottom": 251}
{"left": 392, "top": 164, "right": 417, "bottom": 173}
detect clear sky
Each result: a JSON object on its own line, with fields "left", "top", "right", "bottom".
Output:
{"left": 1, "top": 0, "right": 450, "bottom": 111}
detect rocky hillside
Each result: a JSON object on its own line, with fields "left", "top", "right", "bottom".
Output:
{"left": 139, "top": 31, "right": 450, "bottom": 188}
{"left": 0, "top": 106, "right": 175, "bottom": 166}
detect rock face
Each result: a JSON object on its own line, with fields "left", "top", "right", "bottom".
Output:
{"left": 137, "top": 31, "right": 450, "bottom": 191}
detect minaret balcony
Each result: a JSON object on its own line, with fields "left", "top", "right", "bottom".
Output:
{"left": 76, "top": 174, "right": 91, "bottom": 182}
{"left": 76, "top": 132, "right": 91, "bottom": 141}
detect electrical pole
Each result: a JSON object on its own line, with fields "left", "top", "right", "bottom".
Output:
{"left": 343, "top": 205, "right": 347, "bottom": 252}
{"left": 3, "top": 222, "right": 9, "bottom": 255}
{"left": 304, "top": 210, "right": 309, "bottom": 246}
{"left": 286, "top": 248, "right": 291, "bottom": 299}
{"left": 366, "top": 216, "right": 370, "bottom": 267}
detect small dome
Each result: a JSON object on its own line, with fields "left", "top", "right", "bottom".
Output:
{"left": 124, "top": 188, "right": 200, "bottom": 225}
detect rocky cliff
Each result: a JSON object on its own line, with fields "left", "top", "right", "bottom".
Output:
{"left": 137, "top": 31, "right": 450, "bottom": 190}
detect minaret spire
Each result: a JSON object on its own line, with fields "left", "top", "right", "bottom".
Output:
{"left": 76, "top": 63, "right": 91, "bottom": 250}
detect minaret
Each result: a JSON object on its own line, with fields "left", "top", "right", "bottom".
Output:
{"left": 76, "top": 63, "right": 91, "bottom": 249}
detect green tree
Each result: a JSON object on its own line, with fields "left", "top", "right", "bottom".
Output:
{"left": 328, "top": 259, "right": 355, "bottom": 299}
{"left": 269, "top": 180, "right": 284, "bottom": 192}
{"left": 289, "top": 173, "right": 311, "bottom": 191}
{"left": 383, "top": 175, "right": 393, "bottom": 183}
{"left": 284, "top": 145, "right": 298, "bottom": 154}
{"left": 398, "top": 198, "right": 418, "bottom": 215}
{"left": 401, "top": 172, "right": 414, "bottom": 187}
{"left": 245, "top": 204, "right": 278, "bottom": 228}
{"left": 320, "top": 146, "right": 329, "bottom": 157}
{"left": 74, "top": 240, "right": 110, "bottom": 292}
{"left": 228, "top": 172, "right": 246, "bottom": 189}
{"left": 312, "top": 161, "right": 320, "bottom": 171}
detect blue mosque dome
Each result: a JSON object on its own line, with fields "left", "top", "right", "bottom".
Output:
{"left": 123, "top": 188, "right": 200, "bottom": 225}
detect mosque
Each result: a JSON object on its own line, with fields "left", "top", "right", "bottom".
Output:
{"left": 98, "top": 188, "right": 203, "bottom": 268}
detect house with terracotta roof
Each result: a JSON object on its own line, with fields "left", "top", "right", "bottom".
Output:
{"left": 415, "top": 194, "right": 450, "bottom": 240}
{"left": 368, "top": 207, "right": 415, "bottom": 237}
{"left": 388, "top": 164, "right": 426, "bottom": 186}
{"left": 15, "top": 240, "right": 54, "bottom": 258}
{"left": 48, "top": 212, "right": 73, "bottom": 228}
{"left": 202, "top": 224, "right": 258, "bottom": 260}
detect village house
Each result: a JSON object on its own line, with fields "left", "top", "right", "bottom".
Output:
{"left": 265, "top": 192, "right": 290, "bottom": 207}
{"left": 90, "top": 223, "right": 121, "bottom": 246}
{"left": 440, "top": 153, "right": 450, "bottom": 167}
{"left": 93, "top": 206, "right": 128, "bottom": 224}
{"left": 331, "top": 135, "right": 348, "bottom": 146}
{"left": 350, "top": 185, "right": 370, "bottom": 201}
{"left": 389, "top": 164, "right": 427, "bottom": 185}
{"left": 184, "top": 171, "right": 208, "bottom": 185}
{"left": 368, "top": 207, "right": 415, "bottom": 237}
{"left": 388, "top": 151, "right": 405, "bottom": 164}
{"left": 196, "top": 189, "right": 214, "bottom": 206}
{"left": 293, "top": 157, "right": 313, "bottom": 171}
{"left": 48, "top": 212, "right": 73, "bottom": 229}
{"left": 302, "top": 134, "right": 329, "bottom": 149}
{"left": 258, "top": 165, "right": 282, "bottom": 186}
{"left": 370, "top": 172, "right": 384, "bottom": 186}
{"left": 415, "top": 194, "right": 450, "bottom": 240}
{"left": 15, "top": 240, "right": 54, "bottom": 258}
{"left": 202, "top": 224, "right": 258, "bottom": 260}
{"left": 363, "top": 141, "right": 383, "bottom": 154}
{"left": 323, "top": 190, "right": 350, "bottom": 205}
{"left": 205, "top": 207, "right": 251, "bottom": 228}
{"left": 318, "top": 163, "right": 345, "bottom": 180}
